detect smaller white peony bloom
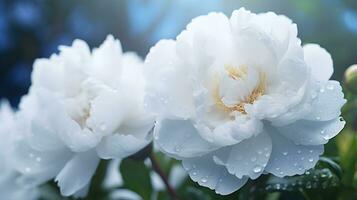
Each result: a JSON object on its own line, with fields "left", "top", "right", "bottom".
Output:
{"left": 12, "top": 35, "right": 155, "bottom": 197}
{"left": 145, "top": 8, "right": 346, "bottom": 195}
{"left": 0, "top": 100, "right": 39, "bottom": 200}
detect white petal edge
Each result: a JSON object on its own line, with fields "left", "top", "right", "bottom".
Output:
{"left": 303, "top": 81, "right": 346, "bottom": 121}
{"left": 276, "top": 117, "right": 345, "bottom": 145}
{"left": 96, "top": 134, "right": 150, "bottom": 159}
{"left": 212, "top": 131, "right": 272, "bottom": 179}
{"left": 265, "top": 127, "right": 324, "bottom": 177}
{"left": 303, "top": 44, "right": 333, "bottom": 81}
{"left": 154, "top": 119, "right": 220, "bottom": 159}
{"left": 182, "top": 153, "right": 248, "bottom": 195}
{"left": 55, "top": 150, "right": 100, "bottom": 196}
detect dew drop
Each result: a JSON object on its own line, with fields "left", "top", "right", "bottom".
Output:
{"left": 279, "top": 171, "right": 284, "bottom": 175}
{"left": 309, "top": 150, "right": 314, "bottom": 153}
{"left": 323, "top": 135, "right": 329, "bottom": 140}
{"left": 282, "top": 152, "right": 288, "bottom": 156}
{"left": 25, "top": 167, "right": 31, "bottom": 173}
{"left": 308, "top": 158, "right": 314, "bottom": 162}
{"left": 311, "top": 92, "right": 317, "bottom": 99}
{"left": 316, "top": 116, "right": 321, "bottom": 120}
{"left": 251, "top": 157, "right": 257, "bottom": 162}
{"left": 29, "top": 153, "right": 34, "bottom": 158}
{"left": 36, "top": 157, "right": 42, "bottom": 162}
{"left": 174, "top": 146, "right": 181, "bottom": 152}
{"left": 319, "top": 88, "right": 325, "bottom": 93}
{"left": 293, "top": 163, "right": 298, "bottom": 166}
{"left": 192, "top": 171, "right": 197, "bottom": 176}
{"left": 201, "top": 178, "right": 208, "bottom": 183}
{"left": 326, "top": 84, "right": 334, "bottom": 90}
{"left": 276, "top": 167, "right": 280, "bottom": 171}
{"left": 297, "top": 150, "right": 302, "bottom": 154}
{"left": 253, "top": 166, "right": 262, "bottom": 173}
{"left": 320, "top": 130, "right": 325, "bottom": 134}
{"left": 265, "top": 153, "right": 270, "bottom": 158}
{"left": 257, "top": 150, "right": 263, "bottom": 155}
{"left": 100, "top": 124, "right": 107, "bottom": 131}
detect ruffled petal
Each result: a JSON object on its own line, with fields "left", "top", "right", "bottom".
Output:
{"left": 182, "top": 153, "right": 248, "bottom": 195}
{"left": 86, "top": 89, "right": 127, "bottom": 136}
{"left": 276, "top": 117, "right": 345, "bottom": 145}
{"left": 265, "top": 128, "right": 324, "bottom": 177}
{"left": 96, "top": 134, "right": 150, "bottom": 159}
{"left": 11, "top": 138, "right": 72, "bottom": 183}
{"left": 303, "top": 81, "right": 346, "bottom": 121}
{"left": 55, "top": 150, "right": 100, "bottom": 196}
{"left": 154, "top": 119, "right": 220, "bottom": 159}
{"left": 145, "top": 40, "right": 195, "bottom": 119}
{"left": 303, "top": 44, "right": 333, "bottom": 81}
{"left": 212, "top": 131, "right": 272, "bottom": 179}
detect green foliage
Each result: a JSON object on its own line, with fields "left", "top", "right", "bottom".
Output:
{"left": 120, "top": 158, "right": 153, "bottom": 200}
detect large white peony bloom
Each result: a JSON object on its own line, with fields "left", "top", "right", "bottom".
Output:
{"left": 0, "top": 100, "right": 39, "bottom": 200}
{"left": 145, "top": 8, "right": 346, "bottom": 195}
{"left": 12, "top": 35, "right": 154, "bottom": 197}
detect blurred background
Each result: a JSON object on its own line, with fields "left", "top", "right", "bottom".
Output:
{"left": 1, "top": 0, "right": 357, "bottom": 107}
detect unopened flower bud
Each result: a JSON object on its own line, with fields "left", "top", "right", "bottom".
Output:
{"left": 345, "top": 64, "right": 357, "bottom": 93}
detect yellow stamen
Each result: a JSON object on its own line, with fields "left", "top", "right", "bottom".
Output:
{"left": 214, "top": 66, "right": 266, "bottom": 115}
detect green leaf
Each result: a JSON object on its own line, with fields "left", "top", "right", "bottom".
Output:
{"left": 120, "top": 158, "right": 152, "bottom": 200}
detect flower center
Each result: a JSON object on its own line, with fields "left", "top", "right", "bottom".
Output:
{"left": 214, "top": 65, "right": 266, "bottom": 114}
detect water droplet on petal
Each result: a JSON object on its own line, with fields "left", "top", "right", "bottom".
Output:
{"left": 319, "top": 88, "right": 325, "bottom": 93}
{"left": 36, "top": 157, "right": 42, "bottom": 162}
{"left": 323, "top": 135, "right": 329, "bottom": 140}
{"left": 100, "top": 123, "right": 107, "bottom": 131}
{"left": 251, "top": 157, "right": 257, "bottom": 162}
{"left": 25, "top": 167, "right": 31, "bottom": 173}
{"left": 201, "top": 178, "right": 208, "bottom": 183}
{"left": 253, "top": 166, "right": 262, "bottom": 173}
{"left": 297, "top": 150, "right": 302, "bottom": 154}
{"left": 326, "top": 84, "right": 334, "bottom": 90}
{"left": 174, "top": 146, "right": 181, "bottom": 152}
{"left": 308, "top": 158, "right": 314, "bottom": 162}
{"left": 316, "top": 116, "right": 321, "bottom": 120}
{"left": 320, "top": 130, "right": 325, "bottom": 134}
{"left": 282, "top": 152, "right": 288, "bottom": 156}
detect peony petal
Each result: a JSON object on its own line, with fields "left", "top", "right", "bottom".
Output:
{"left": 145, "top": 40, "right": 195, "bottom": 119}
{"left": 154, "top": 119, "right": 220, "bottom": 159}
{"left": 265, "top": 127, "right": 324, "bottom": 177}
{"left": 86, "top": 89, "right": 127, "bottom": 136}
{"left": 73, "top": 183, "right": 90, "bottom": 198}
{"left": 96, "top": 134, "right": 150, "bottom": 159}
{"left": 28, "top": 121, "right": 66, "bottom": 151}
{"left": 212, "top": 131, "right": 272, "bottom": 179}
{"left": 55, "top": 150, "right": 100, "bottom": 196}
{"left": 277, "top": 117, "right": 345, "bottom": 145}
{"left": 182, "top": 153, "right": 248, "bottom": 195}
{"left": 303, "top": 44, "right": 333, "bottom": 81}
{"left": 303, "top": 81, "right": 346, "bottom": 121}
{"left": 11, "top": 138, "right": 72, "bottom": 184}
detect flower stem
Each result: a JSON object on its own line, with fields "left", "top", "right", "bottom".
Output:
{"left": 149, "top": 153, "right": 180, "bottom": 200}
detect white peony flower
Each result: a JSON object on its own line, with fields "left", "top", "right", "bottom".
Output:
{"left": 0, "top": 100, "right": 39, "bottom": 200}
{"left": 145, "top": 8, "right": 346, "bottom": 195}
{"left": 12, "top": 35, "right": 154, "bottom": 197}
